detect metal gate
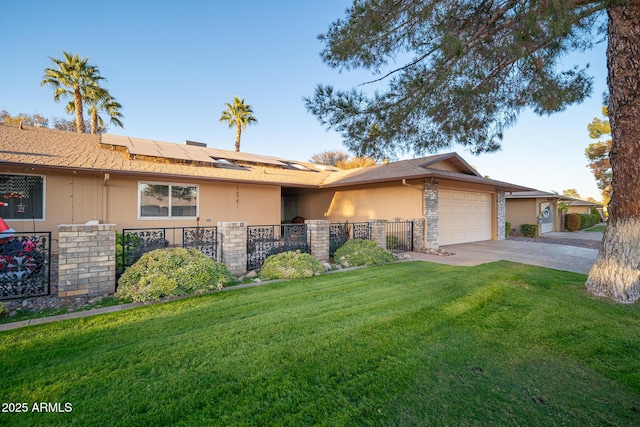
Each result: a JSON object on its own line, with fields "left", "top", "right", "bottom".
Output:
{"left": 0, "top": 232, "right": 51, "bottom": 300}
{"left": 119, "top": 227, "right": 218, "bottom": 274}
{"left": 247, "top": 224, "right": 308, "bottom": 270}
{"left": 386, "top": 219, "right": 414, "bottom": 253}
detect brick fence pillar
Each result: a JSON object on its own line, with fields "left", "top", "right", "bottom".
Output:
{"left": 218, "top": 222, "right": 248, "bottom": 276}
{"left": 496, "top": 187, "right": 506, "bottom": 240}
{"left": 57, "top": 224, "right": 116, "bottom": 297}
{"left": 306, "top": 219, "right": 330, "bottom": 262}
{"left": 368, "top": 219, "right": 388, "bottom": 250}
{"left": 408, "top": 218, "right": 425, "bottom": 251}
{"left": 424, "top": 178, "right": 439, "bottom": 249}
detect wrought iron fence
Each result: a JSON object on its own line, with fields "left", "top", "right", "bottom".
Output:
{"left": 0, "top": 231, "right": 51, "bottom": 300}
{"left": 119, "top": 227, "right": 218, "bottom": 274}
{"left": 247, "top": 224, "right": 308, "bottom": 270}
{"left": 386, "top": 220, "right": 414, "bottom": 253}
{"left": 329, "top": 222, "right": 371, "bottom": 256}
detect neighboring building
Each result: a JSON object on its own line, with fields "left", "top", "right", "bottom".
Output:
{"left": 0, "top": 124, "right": 531, "bottom": 251}
{"left": 506, "top": 191, "right": 603, "bottom": 235}
{"left": 565, "top": 198, "right": 605, "bottom": 216}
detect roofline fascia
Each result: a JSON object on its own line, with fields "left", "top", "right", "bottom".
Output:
{"left": 0, "top": 162, "right": 320, "bottom": 189}
{"left": 319, "top": 171, "right": 533, "bottom": 192}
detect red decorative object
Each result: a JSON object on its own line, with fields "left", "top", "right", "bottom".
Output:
{"left": 3, "top": 192, "right": 26, "bottom": 199}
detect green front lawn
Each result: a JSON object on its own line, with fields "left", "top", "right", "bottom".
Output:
{"left": 585, "top": 225, "right": 607, "bottom": 232}
{"left": 2, "top": 261, "right": 640, "bottom": 426}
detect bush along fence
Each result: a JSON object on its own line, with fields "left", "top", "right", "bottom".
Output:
{"left": 2, "top": 219, "right": 423, "bottom": 302}
{"left": 117, "top": 219, "right": 422, "bottom": 277}
{"left": 118, "top": 226, "right": 218, "bottom": 275}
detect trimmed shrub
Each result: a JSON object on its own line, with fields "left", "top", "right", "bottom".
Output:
{"left": 116, "top": 232, "right": 143, "bottom": 270}
{"left": 578, "top": 213, "right": 599, "bottom": 230}
{"left": 566, "top": 213, "right": 580, "bottom": 231}
{"left": 505, "top": 221, "right": 512, "bottom": 238}
{"left": 334, "top": 239, "right": 395, "bottom": 268}
{"left": 260, "top": 251, "right": 324, "bottom": 280}
{"left": 386, "top": 235, "right": 399, "bottom": 249}
{"left": 117, "top": 248, "right": 234, "bottom": 302}
{"left": 520, "top": 224, "right": 538, "bottom": 238}
{"left": 0, "top": 301, "right": 7, "bottom": 317}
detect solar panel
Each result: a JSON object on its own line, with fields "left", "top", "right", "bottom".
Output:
{"left": 127, "top": 139, "right": 164, "bottom": 157}
{"left": 287, "top": 162, "right": 310, "bottom": 171}
{"left": 101, "top": 134, "right": 132, "bottom": 148}
{"left": 102, "top": 134, "right": 293, "bottom": 168}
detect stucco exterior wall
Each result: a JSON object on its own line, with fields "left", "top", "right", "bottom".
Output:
{"left": 566, "top": 205, "right": 596, "bottom": 215}
{"left": 1, "top": 167, "right": 280, "bottom": 252}
{"left": 297, "top": 181, "right": 423, "bottom": 222}
{"left": 505, "top": 199, "right": 537, "bottom": 233}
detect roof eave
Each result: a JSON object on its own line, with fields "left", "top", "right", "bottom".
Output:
{"left": 320, "top": 170, "right": 533, "bottom": 192}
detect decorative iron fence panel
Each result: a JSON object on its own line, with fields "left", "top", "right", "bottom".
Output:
{"left": 386, "top": 220, "right": 414, "bottom": 253}
{"left": 120, "top": 227, "right": 218, "bottom": 274}
{"left": 247, "top": 224, "right": 308, "bottom": 270}
{"left": 352, "top": 222, "right": 371, "bottom": 240}
{"left": 183, "top": 227, "right": 218, "bottom": 258}
{"left": 0, "top": 232, "right": 51, "bottom": 300}
{"left": 329, "top": 222, "right": 371, "bottom": 256}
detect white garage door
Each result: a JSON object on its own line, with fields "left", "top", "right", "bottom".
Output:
{"left": 439, "top": 189, "right": 493, "bottom": 245}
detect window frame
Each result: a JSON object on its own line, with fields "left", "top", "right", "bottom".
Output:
{"left": 0, "top": 173, "right": 46, "bottom": 222}
{"left": 138, "top": 181, "right": 199, "bottom": 220}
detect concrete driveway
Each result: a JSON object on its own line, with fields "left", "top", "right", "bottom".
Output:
{"left": 407, "top": 238, "right": 600, "bottom": 274}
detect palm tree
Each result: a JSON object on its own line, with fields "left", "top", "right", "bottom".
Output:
{"left": 219, "top": 96, "right": 258, "bottom": 152}
{"left": 67, "top": 86, "right": 124, "bottom": 134}
{"left": 41, "top": 51, "right": 105, "bottom": 133}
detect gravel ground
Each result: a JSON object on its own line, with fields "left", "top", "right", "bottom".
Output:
{"left": 507, "top": 236, "right": 601, "bottom": 250}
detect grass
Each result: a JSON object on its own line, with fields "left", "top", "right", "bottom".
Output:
{"left": 1, "top": 261, "right": 640, "bottom": 426}
{"left": 585, "top": 225, "right": 606, "bottom": 232}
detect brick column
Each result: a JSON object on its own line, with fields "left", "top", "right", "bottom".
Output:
{"left": 218, "top": 222, "right": 248, "bottom": 276}
{"left": 408, "top": 218, "right": 425, "bottom": 251}
{"left": 368, "top": 219, "right": 388, "bottom": 250}
{"left": 57, "top": 224, "right": 116, "bottom": 297}
{"left": 306, "top": 220, "right": 330, "bottom": 262}
{"left": 496, "top": 187, "right": 506, "bottom": 240}
{"left": 424, "top": 178, "right": 439, "bottom": 249}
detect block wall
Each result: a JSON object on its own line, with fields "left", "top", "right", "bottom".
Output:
{"left": 57, "top": 224, "right": 116, "bottom": 297}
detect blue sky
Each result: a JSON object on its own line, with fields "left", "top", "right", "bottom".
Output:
{"left": 1, "top": 1, "right": 608, "bottom": 200}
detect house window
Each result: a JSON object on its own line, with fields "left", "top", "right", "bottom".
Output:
{"left": 0, "top": 174, "right": 45, "bottom": 220}
{"left": 139, "top": 182, "right": 198, "bottom": 218}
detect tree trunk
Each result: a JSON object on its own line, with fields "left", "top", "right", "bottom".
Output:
{"left": 74, "top": 86, "right": 85, "bottom": 133}
{"left": 235, "top": 119, "right": 242, "bottom": 152}
{"left": 585, "top": 1, "right": 640, "bottom": 303}
{"left": 91, "top": 109, "right": 98, "bottom": 134}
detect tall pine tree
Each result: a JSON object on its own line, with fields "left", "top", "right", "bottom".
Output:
{"left": 306, "top": 1, "right": 640, "bottom": 303}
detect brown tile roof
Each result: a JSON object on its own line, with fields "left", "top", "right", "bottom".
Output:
{"left": 507, "top": 191, "right": 603, "bottom": 207}
{"left": 0, "top": 124, "right": 532, "bottom": 191}
{"left": 0, "top": 125, "right": 330, "bottom": 187}
{"left": 322, "top": 153, "right": 533, "bottom": 191}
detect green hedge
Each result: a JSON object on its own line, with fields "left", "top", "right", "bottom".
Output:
{"left": 334, "top": 239, "right": 395, "bottom": 268}
{"left": 117, "top": 248, "right": 234, "bottom": 302}
{"left": 520, "top": 224, "right": 538, "bottom": 238}
{"left": 565, "top": 213, "right": 600, "bottom": 231}
{"left": 260, "top": 251, "right": 324, "bottom": 280}
{"left": 578, "top": 214, "right": 600, "bottom": 230}
{"left": 116, "top": 232, "right": 143, "bottom": 271}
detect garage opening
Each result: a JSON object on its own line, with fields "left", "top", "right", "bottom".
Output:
{"left": 438, "top": 189, "right": 492, "bottom": 245}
